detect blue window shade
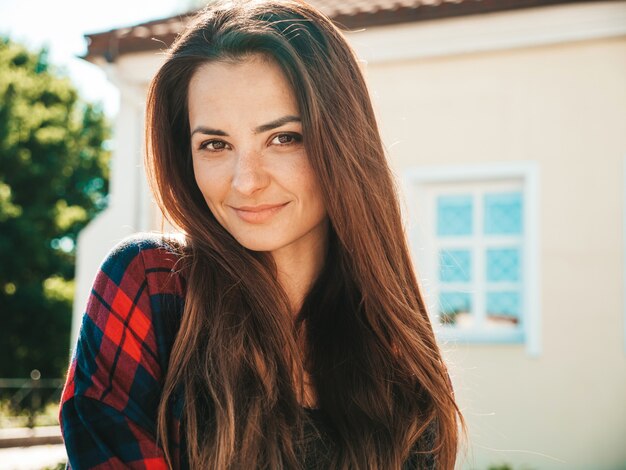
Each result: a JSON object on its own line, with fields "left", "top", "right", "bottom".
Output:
{"left": 486, "top": 248, "right": 521, "bottom": 282}
{"left": 484, "top": 192, "right": 523, "bottom": 235}
{"left": 439, "top": 249, "right": 472, "bottom": 283}
{"left": 437, "top": 195, "right": 473, "bottom": 236}
{"left": 439, "top": 291, "right": 472, "bottom": 315}
{"left": 486, "top": 291, "right": 521, "bottom": 318}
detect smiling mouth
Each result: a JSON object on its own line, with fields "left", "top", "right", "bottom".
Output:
{"left": 231, "top": 202, "right": 289, "bottom": 224}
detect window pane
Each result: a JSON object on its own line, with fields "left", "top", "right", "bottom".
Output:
{"left": 486, "top": 291, "right": 521, "bottom": 326}
{"left": 484, "top": 192, "right": 523, "bottom": 235}
{"left": 486, "top": 248, "right": 521, "bottom": 282}
{"left": 439, "top": 249, "right": 472, "bottom": 283}
{"left": 439, "top": 291, "right": 473, "bottom": 327}
{"left": 437, "top": 195, "right": 473, "bottom": 237}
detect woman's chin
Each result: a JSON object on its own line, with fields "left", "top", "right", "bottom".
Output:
{"left": 234, "top": 236, "right": 281, "bottom": 253}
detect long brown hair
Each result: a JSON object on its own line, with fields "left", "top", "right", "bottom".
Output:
{"left": 145, "top": 0, "right": 463, "bottom": 468}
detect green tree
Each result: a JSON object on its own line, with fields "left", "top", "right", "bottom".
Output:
{"left": 0, "top": 38, "right": 110, "bottom": 378}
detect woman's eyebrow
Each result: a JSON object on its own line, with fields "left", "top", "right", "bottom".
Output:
{"left": 190, "top": 115, "right": 301, "bottom": 138}
{"left": 253, "top": 115, "right": 301, "bottom": 134}
{"left": 190, "top": 126, "right": 228, "bottom": 137}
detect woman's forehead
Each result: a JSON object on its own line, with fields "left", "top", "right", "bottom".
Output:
{"left": 187, "top": 55, "right": 300, "bottom": 130}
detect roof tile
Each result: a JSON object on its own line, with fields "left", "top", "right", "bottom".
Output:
{"left": 84, "top": 0, "right": 592, "bottom": 61}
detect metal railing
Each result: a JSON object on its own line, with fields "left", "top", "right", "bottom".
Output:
{"left": 0, "top": 370, "right": 64, "bottom": 428}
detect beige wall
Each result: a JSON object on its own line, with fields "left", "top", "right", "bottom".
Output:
{"left": 365, "top": 36, "right": 626, "bottom": 469}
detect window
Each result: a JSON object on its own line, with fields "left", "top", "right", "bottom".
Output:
{"left": 404, "top": 163, "right": 540, "bottom": 355}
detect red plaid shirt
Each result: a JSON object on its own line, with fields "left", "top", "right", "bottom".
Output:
{"left": 60, "top": 235, "right": 186, "bottom": 469}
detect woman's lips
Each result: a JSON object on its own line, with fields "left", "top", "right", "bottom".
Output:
{"left": 230, "top": 202, "right": 289, "bottom": 224}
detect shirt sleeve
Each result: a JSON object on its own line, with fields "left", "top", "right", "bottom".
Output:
{"left": 59, "top": 237, "right": 172, "bottom": 470}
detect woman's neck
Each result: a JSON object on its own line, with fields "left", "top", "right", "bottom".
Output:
{"left": 271, "top": 221, "right": 328, "bottom": 315}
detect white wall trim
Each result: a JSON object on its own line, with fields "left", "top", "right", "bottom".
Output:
{"left": 404, "top": 161, "right": 540, "bottom": 183}
{"left": 70, "top": 71, "right": 148, "bottom": 351}
{"left": 403, "top": 161, "right": 541, "bottom": 357}
{"left": 524, "top": 163, "right": 541, "bottom": 358}
{"left": 347, "top": 1, "right": 626, "bottom": 64}
{"left": 623, "top": 154, "right": 626, "bottom": 355}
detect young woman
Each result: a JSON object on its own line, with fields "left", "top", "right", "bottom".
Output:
{"left": 60, "top": 0, "right": 463, "bottom": 468}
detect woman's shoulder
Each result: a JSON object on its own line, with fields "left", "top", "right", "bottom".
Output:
{"left": 105, "top": 232, "right": 186, "bottom": 265}
{"left": 100, "top": 232, "right": 188, "bottom": 285}
{"left": 67, "top": 232, "right": 188, "bottom": 402}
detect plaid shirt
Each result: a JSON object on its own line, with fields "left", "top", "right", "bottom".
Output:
{"left": 60, "top": 235, "right": 186, "bottom": 469}
{"left": 59, "top": 234, "right": 436, "bottom": 469}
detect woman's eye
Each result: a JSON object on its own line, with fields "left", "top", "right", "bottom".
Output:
{"left": 199, "top": 140, "right": 228, "bottom": 151}
{"left": 271, "top": 133, "right": 302, "bottom": 146}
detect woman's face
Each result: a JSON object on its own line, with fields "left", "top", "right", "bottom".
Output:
{"left": 188, "top": 54, "right": 328, "bottom": 260}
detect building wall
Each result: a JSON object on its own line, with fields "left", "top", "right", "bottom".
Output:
{"left": 73, "top": 2, "right": 626, "bottom": 469}
{"left": 364, "top": 32, "right": 626, "bottom": 470}
{"left": 71, "top": 71, "right": 152, "bottom": 347}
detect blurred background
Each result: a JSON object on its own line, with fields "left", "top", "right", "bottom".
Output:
{"left": 0, "top": 0, "right": 625, "bottom": 469}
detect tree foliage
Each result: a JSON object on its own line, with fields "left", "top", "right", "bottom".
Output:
{"left": 0, "top": 38, "right": 110, "bottom": 378}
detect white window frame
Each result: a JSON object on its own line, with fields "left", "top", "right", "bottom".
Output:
{"left": 403, "top": 162, "right": 541, "bottom": 357}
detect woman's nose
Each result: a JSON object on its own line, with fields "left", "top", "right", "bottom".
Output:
{"left": 231, "top": 149, "right": 269, "bottom": 196}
